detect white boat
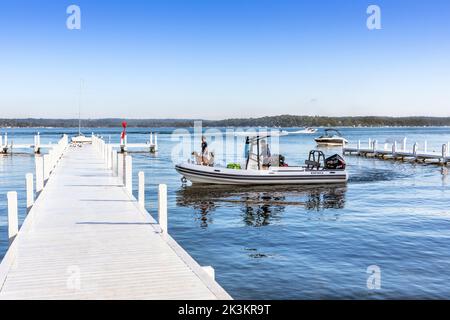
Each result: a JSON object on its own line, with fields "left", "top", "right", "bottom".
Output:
{"left": 289, "top": 127, "right": 318, "bottom": 134}
{"left": 176, "top": 134, "right": 348, "bottom": 185}
{"left": 314, "top": 129, "right": 348, "bottom": 146}
{"left": 71, "top": 134, "right": 92, "bottom": 144}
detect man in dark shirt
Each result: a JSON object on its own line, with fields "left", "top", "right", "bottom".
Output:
{"left": 201, "top": 136, "right": 208, "bottom": 165}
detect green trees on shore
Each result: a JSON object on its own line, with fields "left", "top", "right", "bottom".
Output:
{"left": 1, "top": 115, "right": 450, "bottom": 128}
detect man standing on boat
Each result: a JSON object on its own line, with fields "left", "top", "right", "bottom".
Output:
{"left": 201, "top": 136, "right": 208, "bottom": 165}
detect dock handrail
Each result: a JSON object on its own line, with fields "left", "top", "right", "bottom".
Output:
{"left": 343, "top": 136, "right": 450, "bottom": 165}
{"left": 2, "top": 134, "right": 231, "bottom": 299}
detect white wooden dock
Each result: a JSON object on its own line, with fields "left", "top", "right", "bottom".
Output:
{"left": 0, "top": 137, "right": 230, "bottom": 300}
{"left": 343, "top": 138, "right": 450, "bottom": 164}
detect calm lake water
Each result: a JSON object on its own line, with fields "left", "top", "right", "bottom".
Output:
{"left": 1, "top": 127, "right": 450, "bottom": 299}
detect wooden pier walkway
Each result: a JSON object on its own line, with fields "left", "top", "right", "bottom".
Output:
{"left": 0, "top": 140, "right": 230, "bottom": 299}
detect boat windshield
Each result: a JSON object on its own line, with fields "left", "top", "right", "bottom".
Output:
{"left": 324, "top": 129, "right": 342, "bottom": 137}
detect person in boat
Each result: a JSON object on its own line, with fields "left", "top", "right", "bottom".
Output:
{"left": 201, "top": 136, "right": 208, "bottom": 165}
{"left": 260, "top": 139, "right": 271, "bottom": 169}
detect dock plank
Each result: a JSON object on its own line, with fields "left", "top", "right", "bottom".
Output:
{"left": 0, "top": 145, "right": 231, "bottom": 300}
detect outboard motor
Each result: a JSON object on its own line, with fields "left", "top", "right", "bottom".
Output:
{"left": 325, "top": 154, "right": 346, "bottom": 170}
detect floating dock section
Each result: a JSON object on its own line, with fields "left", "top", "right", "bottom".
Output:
{"left": 343, "top": 138, "right": 450, "bottom": 165}
{"left": 0, "top": 133, "right": 57, "bottom": 154}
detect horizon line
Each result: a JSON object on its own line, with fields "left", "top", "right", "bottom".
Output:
{"left": 3, "top": 115, "right": 450, "bottom": 121}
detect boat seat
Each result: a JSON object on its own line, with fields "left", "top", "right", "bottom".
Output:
{"left": 305, "top": 159, "right": 321, "bottom": 168}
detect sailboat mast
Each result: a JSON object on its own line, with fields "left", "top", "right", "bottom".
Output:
{"left": 78, "top": 79, "right": 83, "bottom": 135}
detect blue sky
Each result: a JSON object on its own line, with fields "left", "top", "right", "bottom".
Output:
{"left": 1, "top": 0, "right": 449, "bottom": 119}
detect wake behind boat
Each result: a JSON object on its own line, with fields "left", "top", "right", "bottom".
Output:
{"left": 288, "top": 127, "right": 318, "bottom": 134}
{"left": 176, "top": 134, "right": 348, "bottom": 185}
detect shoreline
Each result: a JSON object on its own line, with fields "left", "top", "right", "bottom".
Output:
{"left": 1, "top": 125, "right": 450, "bottom": 129}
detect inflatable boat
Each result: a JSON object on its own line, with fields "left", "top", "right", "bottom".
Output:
{"left": 176, "top": 134, "right": 348, "bottom": 185}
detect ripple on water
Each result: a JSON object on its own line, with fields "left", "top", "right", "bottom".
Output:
{"left": 2, "top": 127, "right": 450, "bottom": 298}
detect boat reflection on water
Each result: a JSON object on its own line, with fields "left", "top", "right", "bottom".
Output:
{"left": 176, "top": 184, "right": 347, "bottom": 228}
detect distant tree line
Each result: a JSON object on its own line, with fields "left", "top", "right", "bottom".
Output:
{"left": 1, "top": 115, "right": 450, "bottom": 128}
{"left": 205, "top": 115, "right": 450, "bottom": 127}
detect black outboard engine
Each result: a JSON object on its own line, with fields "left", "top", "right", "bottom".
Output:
{"left": 325, "top": 154, "right": 346, "bottom": 170}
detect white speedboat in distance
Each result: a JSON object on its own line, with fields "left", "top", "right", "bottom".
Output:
{"left": 314, "top": 129, "right": 348, "bottom": 146}
{"left": 175, "top": 134, "right": 348, "bottom": 185}
{"left": 289, "top": 127, "right": 318, "bottom": 134}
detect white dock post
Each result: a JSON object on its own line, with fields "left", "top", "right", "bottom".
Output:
{"left": 138, "top": 171, "right": 145, "bottom": 207}
{"left": 118, "top": 153, "right": 125, "bottom": 183}
{"left": 150, "top": 132, "right": 153, "bottom": 145}
{"left": 368, "top": 138, "right": 371, "bottom": 148}
{"left": 403, "top": 137, "right": 407, "bottom": 151}
{"left": 34, "top": 133, "right": 41, "bottom": 153}
{"left": 202, "top": 266, "right": 215, "bottom": 280}
{"left": 112, "top": 150, "right": 118, "bottom": 176}
{"left": 424, "top": 140, "right": 428, "bottom": 153}
{"left": 125, "top": 155, "right": 132, "bottom": 194}
{"left": 35, "top": 156, "right": 44, "bottom": 192}
{"left": 7, "top": 191, "right": 19, "bottom": 243}
{"left": 372, "top": 140, "right": 377, "bottom": 152}
{"left": 392, "top": 141, "right": 397, "bottom": 155}
{"left": 109, "top": 146, "right": 114, "bottom": 169}
{"left": 413, "top": 142, "right": 418, "bottom": 156}
{"left": 102, "top": 140, "right": 105, "bottom": 158}
{"left": 26, "top": 173, "right": 34, "bottom": 212}
{"left": 442, "top": 144, "right": 447, "bottom": 159}
{"left": 106, "top": 145, "right": 111, "bottom": 169}
{"left": 158, "top": 184, "right": 168, "bottom": 235}
{"left": 154, "top": 134, "right": 158, "bottom": 152}
{"left": 357, "top": 140, "right": 361, "bottom": 151}
{"left": 43, "top": 154, "right": 51, "bottom": 181}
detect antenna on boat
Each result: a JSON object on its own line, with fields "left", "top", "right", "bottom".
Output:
{"left": 78, "top": 78, "right": 84, "bottom": 136}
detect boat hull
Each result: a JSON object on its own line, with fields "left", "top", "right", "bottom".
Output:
{"left": 176, "top": 163, "right": 348, "bottom": 185}
{"left": 71, "top": 135, "right": 92, "bottom": 143}
{"left": 315, "top": 138, "right": 348, "bottom": 146}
